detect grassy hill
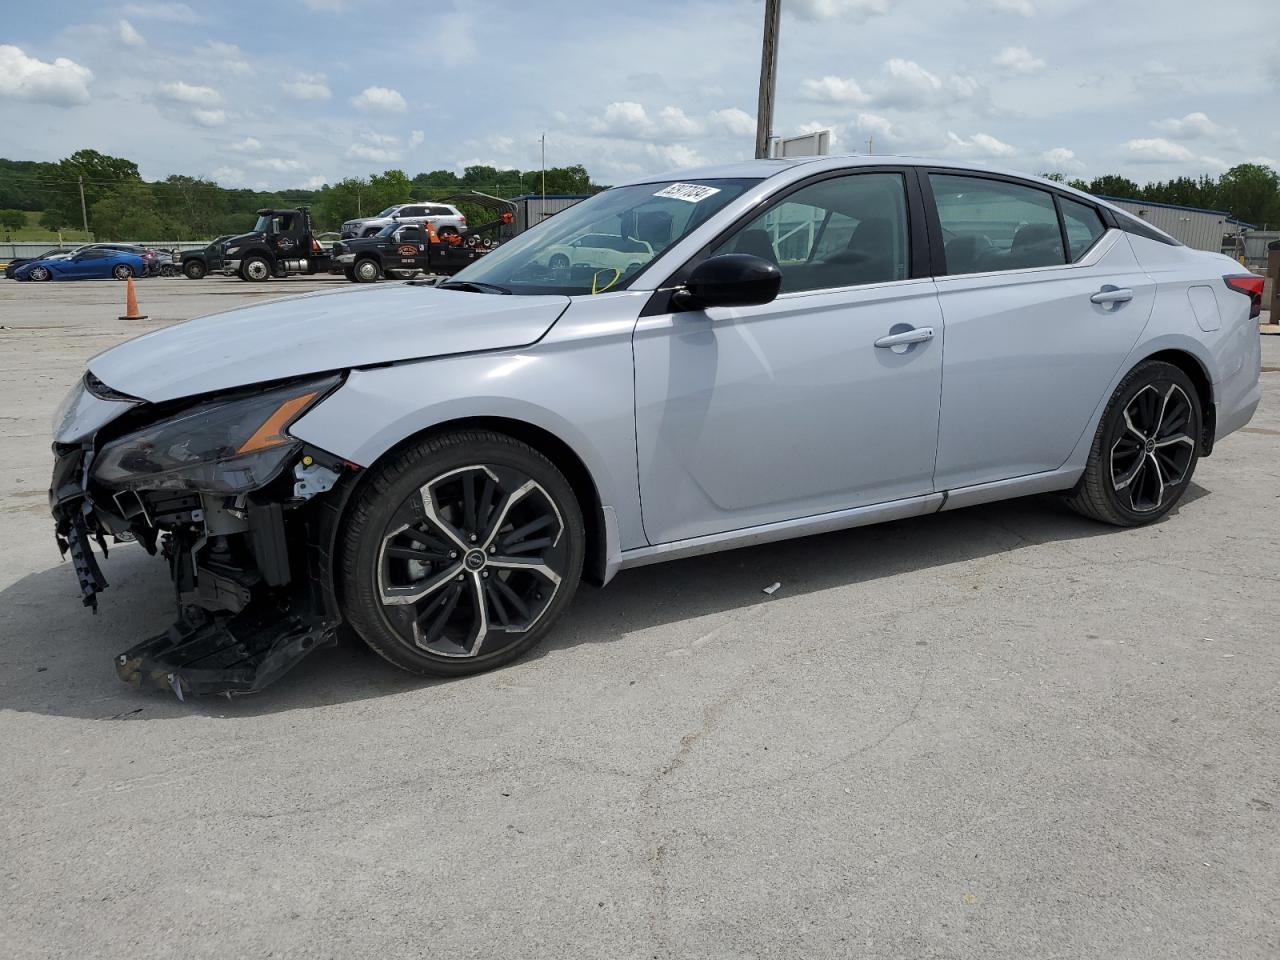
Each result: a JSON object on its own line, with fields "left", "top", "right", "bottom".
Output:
{"left": 1, "top": 211, "right": 92, "bottom": 243}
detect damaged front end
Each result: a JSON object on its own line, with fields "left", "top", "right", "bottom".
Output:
{"left": 49, "top": 371, "right": 357, "bottom": 698}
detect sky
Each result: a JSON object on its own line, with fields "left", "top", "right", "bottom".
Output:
{"left": 0, "top": 0, "right": 1277, "bottom": 191}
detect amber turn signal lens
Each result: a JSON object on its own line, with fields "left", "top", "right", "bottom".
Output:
{"left": 236, "top": 392, "right": 318, "bottom": 454}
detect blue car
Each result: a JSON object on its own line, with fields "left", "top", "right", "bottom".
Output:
{"left": 14, "top": 248, "right": 145, "bottom": 281}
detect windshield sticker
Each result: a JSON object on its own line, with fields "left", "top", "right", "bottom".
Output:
{"left": 653, "top": 183, "right": 722, "bottom": 203}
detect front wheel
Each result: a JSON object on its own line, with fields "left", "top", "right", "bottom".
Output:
{"left": 28, "top": 266, "right": 52, "bottom": 281}
{"left": 1066, "top": 360, "right": 1202, "bottom": 526}
{"left": 339, "top": 431, "right": 585, "bottom": 677}
{"left": 240, "top": 255, "right": 271, "bottom": 281}
{"left": 183, "top": 260, "right": 207, "bottom": 280}
{"left": 112, "top": 264, "right": 133, "bottom": 280}
{"left": 353, "top": 258, "right": 381, "bottom": 283}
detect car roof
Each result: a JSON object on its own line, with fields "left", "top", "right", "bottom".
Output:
{"left": 619, "top": 154, "right": 1175, "bottom": 242}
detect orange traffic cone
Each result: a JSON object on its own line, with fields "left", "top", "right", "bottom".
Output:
{"left": 118, "top": 276, "right": 147, "bottom": 320}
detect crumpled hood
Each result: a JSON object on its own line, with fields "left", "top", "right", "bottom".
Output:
{"left": 89, "top": 284, "right": 570, "bottom": 403}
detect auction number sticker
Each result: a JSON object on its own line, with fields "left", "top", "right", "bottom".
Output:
{"left": 653, "top": 182, "right": 722, "bottom": 203}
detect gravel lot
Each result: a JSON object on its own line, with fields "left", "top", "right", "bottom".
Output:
{"left": 1, "top": 277, "right": 1277, "bottom": 960}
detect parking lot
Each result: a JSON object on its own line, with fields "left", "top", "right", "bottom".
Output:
{"left": 1, "top": 278, "right": 1277, "bottom": 959}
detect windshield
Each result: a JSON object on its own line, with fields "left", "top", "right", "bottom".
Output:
{"left": 376, "top": 223, "right": 399, "bottom": 238}
{"left": 447, "top": 178, "right": 758, "bottom": 295}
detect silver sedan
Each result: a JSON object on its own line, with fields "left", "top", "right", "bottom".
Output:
{"left": 51, "top": 156, "right": 1262, "bottom": 695}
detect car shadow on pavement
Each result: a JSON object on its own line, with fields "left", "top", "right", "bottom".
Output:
{"left": 0, "top": 486, "right": 1207, "bottom": 721}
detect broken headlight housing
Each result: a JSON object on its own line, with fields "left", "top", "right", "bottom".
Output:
{"left": 92, "top": 375, "right": 341, "bottom": 495}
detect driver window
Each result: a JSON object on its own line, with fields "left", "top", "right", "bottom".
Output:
{"left": 711, "top": 173, "right": 909, "bottom": 294}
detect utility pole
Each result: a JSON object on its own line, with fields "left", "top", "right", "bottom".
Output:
{"left": 78, "top": 175, "right": 89, "bottom": 237}
{"left": 866, "top": 135, "right": 874, "bottom": 156}
{"left": 754, "top": 0, "right": 781, "bottom": 159}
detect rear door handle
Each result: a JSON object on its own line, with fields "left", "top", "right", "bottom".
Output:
{"left": 874, "top": 326, "right": 934, "bottom": 349}
{"left": 1090, "top": 286, "right": 1133, "bottom": 304}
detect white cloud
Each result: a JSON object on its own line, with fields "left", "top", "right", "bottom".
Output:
{"left": 993, "top": 46, "right": 1044, "bottom": 74}
{"left": 409, "top": 129, "right": 425, "bottom": 148}
{"left": 1041, "top": 147, "right": 1083, "bottom": 171}
{"left": 347, "top": 143, "right": 400, "bottom": 163}
{"left": 788, "top": 0, "right": 889, "bottom": 20}
{"left": 1125, "top": 137, "right": 1196, "bottom": 162}
{"left": 122, "top": 2, "right": 199, "bottom": 23}
{"left": 1152, "top": 111, "right": 1225, "bottom": 140}
{"left": 117, "top": 19, "right": 145, "bottom": 47}
{"left": 946, "top": 131, "right": 1015, "bottom": 157}
{"left": 251, "top": 157, "right": 305, "bottom": 172}
{"left": 645, "top": 143, "right": 706, "bottom": 169}
{"left": 196, "top": 41, "right": 250, "bottom": 75}
{"left": 191, "top": 108, "right": 226, "bottom": 127}
{"left": 210, "top": 165, "right": 244, "bottom": 185}
{"left": 304, "top": 175, "right": 328, "bottom": 189}
{"left": 361, "top": 131, "right": 400, "bottom": 146}
{"left": 853, "top": 112, "right": 902, "bottom": 143}
{"left": 302, "top": 0, "right": 349, "bottom": 9}
{"left": 710, "top": 107, "right": 756, "bottom": 136}
{"left": 981, "top": 0, "right": 1034, "bottom": 15}
{"left": 802, "top": 75, "right": 872, "bottom": 103}
{"left": 157, "top": 80, "right": 221, "bottom": 106}
{"left": 230, "top": 137, "right": 262, "bottom": 153}
{"left": 0, "top": 45, "right": 92, "bottom": 106}
{"left": 589, "top": 101, "right": 705, "bottom": 138}
{"left": 283, "top": 73, "right": 330, "bottom": 101}
{"left": 487, "top": 134, "right": 514, "bottom": 152}
{"left": 352, "top": 86, "right": 407, "bottom": 113}
{"left": 839, "top": 59, "right": 981, "bottom": 108}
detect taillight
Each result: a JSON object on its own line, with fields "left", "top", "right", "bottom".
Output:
{"left": 1223, "top": 274, "right": 1264, "bottom": 320}
{"left": 459, "top": 216, "right": 467, "bottom": 225}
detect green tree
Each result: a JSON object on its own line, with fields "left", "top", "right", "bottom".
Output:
{"left": 154, "top": 174, "right": 223, "bottom": 238}
{"left": 314, "top": 177, "right": 366, "bottom": 227}
{"left": 1216, "top": 163, "right": 1280, "bottom": 226}
{"left": 88, "top": 182, "right": 178, "bottom": 240}
{"left": 0, "top": 208, "right": 26, "bottom": 233}
{"left": 40, "top": 149, "right": 143, "bottom": 232}
{"left": 1087, "top": 174, "right": 1140, "bottom": 198}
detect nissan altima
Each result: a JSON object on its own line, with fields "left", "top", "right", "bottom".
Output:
{"left": 49, "top": 156, "right": 1263, "bottom": 697}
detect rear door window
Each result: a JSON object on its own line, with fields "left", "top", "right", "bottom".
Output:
{"left": 930, "top": 174, "right": 1066, "bottom": 274}
{"left": 1059, "top": 197, "right": 1107, "bottom": 261}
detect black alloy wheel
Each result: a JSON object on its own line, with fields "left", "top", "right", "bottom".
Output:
{"left": 112, "top": 264, "right": 133, "bottom": 280}
{"left": 1067, "top": 360, "right": 1202, "bottom": 526}
{"left": 184, "top": 260, "right": 207, "bottom": 280}
{"left": 340, "top": 431, "right": 584, "bottom": 677}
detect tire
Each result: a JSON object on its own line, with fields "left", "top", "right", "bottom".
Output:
{"left": 353, "top": 258, "right": 381, "bottom": 283}
{"left": 549, "top": 254, "right": 569, "bottom": 271}
{"left": 339, "top": 430, "right": 585, "bottom": 678}
{"left": 343, "top": 266, "right": 356, "bottom": 282}
{"left": 240, "top": 255, "right": 271, "bottom": 281}
{"left": 28, "top": 266, "right": 51, "bottom": 282}
{"left": 112, "top": 264, "right": 133, "bottom": 280}
{"left": 183, "top": 260, "right": 206, "bottom": 280}
{"left": 1066, "top": 359, "right": 1202, "bottom": 526}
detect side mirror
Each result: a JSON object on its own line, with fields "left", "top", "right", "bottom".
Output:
{"left": 673, "top": 254, "right": 782, "bottom": 311}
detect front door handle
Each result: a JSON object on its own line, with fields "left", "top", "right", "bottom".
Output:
{"left": 1090, "top": 286, "right": 1134, "bottom": 304}
{"left": 874, "top": 326, "right": 934, "bottom": 350}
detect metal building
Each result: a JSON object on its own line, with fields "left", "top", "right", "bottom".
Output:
{"left": 511, "top": 194, "right": 590, "bottom": 233}
{"left": 1098, "top": 195, "right": 1251, "bottom": 252}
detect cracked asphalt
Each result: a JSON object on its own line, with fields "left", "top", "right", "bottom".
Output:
{"left": 2, "top": 278, "right": 1278, "bottom": 960}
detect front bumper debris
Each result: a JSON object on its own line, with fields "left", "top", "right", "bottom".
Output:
{"left": 117, "top": 605, "right": 337, "bottom": 699}
{"left": 50, "top": 441, "right": 354, "bottom": 699}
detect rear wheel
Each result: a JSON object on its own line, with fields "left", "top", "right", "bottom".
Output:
{"left": 549, "top": 254, "right": 569, "bottom": 271}
{"left": 183, "top": 260, "right": 206, "bottom": 280}
{"left": 353, "top": 257, "right": 381, "bottom": 283}
{"left": 112, "top": 264, "right": 133, "bottom": 280}
{"left": 240, "top": 255, "right": 271, "bottom": 281}
{"left": 1066, "top": 360, "right": 1201, "bottom": 526}
{"left": 339, "top": 431, "right": 584, "bottom": 677}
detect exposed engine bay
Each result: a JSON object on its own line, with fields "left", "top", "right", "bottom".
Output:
{"left": 50, "top": 371, "right": 358, "bottom": 699}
